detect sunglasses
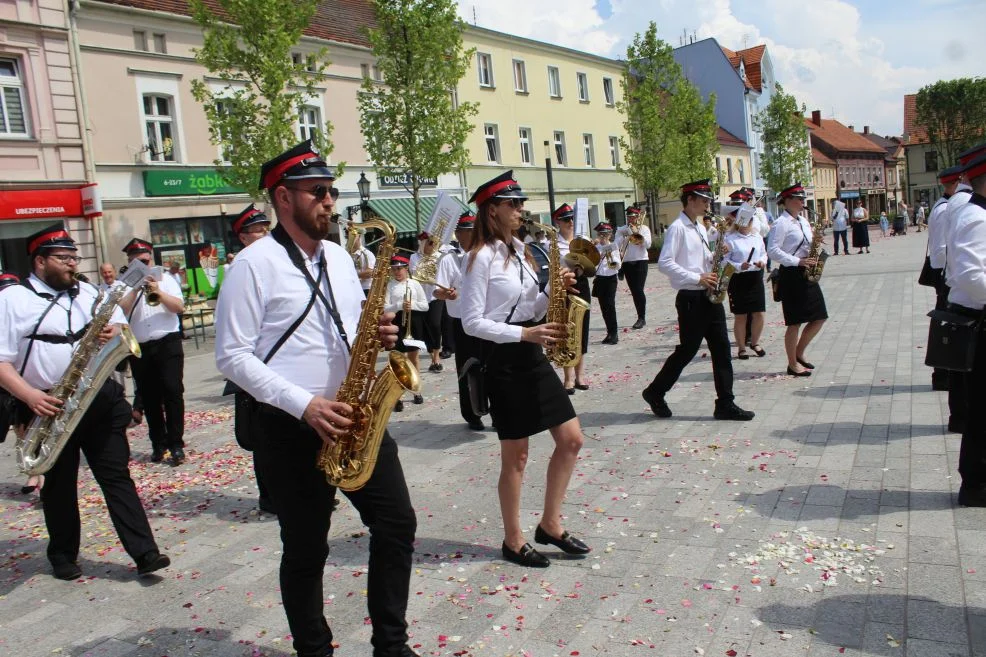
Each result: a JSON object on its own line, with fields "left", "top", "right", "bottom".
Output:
{"left": 286, "top": 184, "right": 339, "bottom": 201}
{"left": 46, "top": 254, "right": 82, "bottom": 264}
{"left": 499, "top": 198, "right": 524, "bottom": 209}
{"left": 556, "top": 216, "right": 573, "bottom": 222}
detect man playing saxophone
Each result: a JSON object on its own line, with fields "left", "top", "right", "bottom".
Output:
{"left": 0, "top": 226, "right": 170, "bottom": 581}
{"left": 214, "top": 140, "right": 418, "bottom": 657}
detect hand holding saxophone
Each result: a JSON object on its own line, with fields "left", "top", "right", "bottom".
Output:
{"left": 23, "top": 388, "right": 63, "bottom": 417}
{"left": 799, "top": 256, "right": 819, "bottom": 268}
{"left": 302, "top": 397, "right": 354, "bottom": 446}
{"left": 378, "top": 311, "right": 399, "bottom": 350}
{"left": 98, "top": 323, "right": 121, "bottom": 345}
{"left": 560, "top": 267, "right": 579, "bottom": 294}
{"left": 522, "top": 322, "right": 568, "bottom": 346}
{"left": 698, "top": 272, "right": 719, "bottom": 290}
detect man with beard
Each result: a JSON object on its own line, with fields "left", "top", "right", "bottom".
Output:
{"left": 214, "top": 140, "right": 418, "bottom": 657}
{"left": 0, "top": 227, "right": 169, "bottom": 580}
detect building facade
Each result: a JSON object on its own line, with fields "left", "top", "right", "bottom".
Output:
{"left": 859, "top": 126, "right": 906, "bottom": 215}
{"left": 902, "top": 93, "right": 940, "bottom": 209}
{"left": 811, "top": 148, "right": 837, "bottom": 218}
{"left": 0, "top": 0, "right": 98, "bottom": 278}
{"left": 714, "top": 127, "right": 753, "bottom": 206}
{"left": 806, "top": 111, "right": 887, "bottom": 216}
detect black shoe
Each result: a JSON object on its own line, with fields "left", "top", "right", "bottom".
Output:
{"left": 397, "top": 645, "right": 422, "bottom": 657}
{"left": 796, "top": 358, "right": 815, "bottom": 369}
{"left": 20, "top": 484, "right": 38, "bottom": 494}
{"left": 258, "top": 499, "right": 278, "bottom": 515}
{"left": 713, "top": 401, "right": 755, "bottom": 421}
{"left": 534, "top": 525, "right": 591, "bottom": 554}
{"left": 958, "top": 484, "right": 986, "bottom": 507}
{"left": 642, "top": 388, "right": 672, "bottom": 418}
{"left": 787, "top": 366, "right": 812, "bottom": 377}
{"left": 439, "top": 350, "right": 453, "bottom": 359}
{"left": 136, "top": 550, "right": 171, "bottom": 576}
{"left": 332, "top": 497, "right": 340, "bottom": 510}
{"left": 501, "top": 542, "right": 550, "bottom": 567}
{"left": 565, "top": 387, "right": 575, "bottom": 395}
{"left": 52, "top": 562, "right": 82, "bottom": 581}
{"left": 412, "top": 394, "right": 424, "bottom": 405}
{"left": 752, "top": 345, "right": 766, "bottom": 357}
{"left": 601, "top": 335, "right": 614, "bottom": 344}
{"left": 169, "top": 448, "right": 186, "bottom": 467}
{"left": 607, "top": 333, "right": 619, "bottom": 344}
{"left": 150, "top": 448, "right": 165, "bottom": 463}
{"left": 394, "top": 400, "right": 404, "bottom": 412}
{"left": 737, "top": 350, "right": 749, "bottom": 360}
{"left": 467, "top": 420, "right": 486, "bottom": 431}
{"left": 948, "top": 419, "right": 966, "bottom": 434}
{"left": 632, "top": 318, "right": 646, "bottom": 330}
{"left": 574, "top": 382, "right": 589, "bottom": 391}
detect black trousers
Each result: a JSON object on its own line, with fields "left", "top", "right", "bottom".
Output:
{"left": 593, "top": 274, "right": 618, "bottom": 336}
{"left": 645, "top": 290, "right": 734, "bottom": 402}
{"left": 623, "top": 260, "right": 649, "bottom": 321}
{"left": 423, "top": 299, "right": 444, "bottom": 351}
{"left": 440, "top": 303, "right": 455, "bottom": 354}
{"left": 253, "top": 407, "right": 416, "bottom": 657}
{"left": 833, "top": 230, "right": 848, "bottom": 254}
{"left": 131, "top": 331, "right": 185, "bottom": 452}
{"left": 452, "top": 318, "right": 482, "bottom": 425}
{"left": 40, "top": 380, "right": 159, "bottom": 568}
{"left": 934, "top": 283, "right": 968, "bottom": 426}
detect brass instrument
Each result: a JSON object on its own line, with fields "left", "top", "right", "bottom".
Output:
{"left": 563, "top": 237, "right": 601, "bottom": 277}
{"left": 542, "top": 224, "right": 590, "bottom": 367}
{"left": 595, "top": 238, "right": 617, "bottom": 268}
{"left": 17, "top": 281, "right": 142, "bottom": 475}
{"left": 144, "top": 283, "right": 161, "bottom": 306}
{"left": 803, "top": 206, "right": 829, "bottom": 283}
{"left": 317, "top": 218, "right": 420, "bottom": 491}
{"left": 401, "top": 279, "right": 415, "bottom": 343}
{"left": 706, "top": 215, "right": 736, "bottom": 304}
{"left": 618, "top": 209, "right": 646, "bottom": 260}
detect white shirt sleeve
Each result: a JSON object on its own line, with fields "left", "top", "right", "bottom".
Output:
{"left": 410, "top": 280, "right": 429, "bottom": 311}
{"left": 460, "top": 248, "right": 524, "bottom": 344}
{"left": 948, "top": 208, "right": 986, "bottom": 308}
{"left": 640, "top": 225, "right": 652, "bottom": 249}
{"left": 657, "top": 223, "right": 702, "bottom": 288}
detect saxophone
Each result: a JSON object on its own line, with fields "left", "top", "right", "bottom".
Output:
{"left": 706, "top": 216, "right": 736, "bottom": 304}
{"left": 317, "top": 217, "right": 420, "bottom": 491}
{"left": 542, "top": 225, "right": 590, "bottom": 367}
{"left": 16, "top": 284, "right": 141, "bottom": 476}
{"left": 803, "top": 209, "right": 829, "bottom": 282}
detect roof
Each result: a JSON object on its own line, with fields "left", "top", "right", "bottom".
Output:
{"left": 717, "top": 126, "right": 748, "bottom": 148}
{"left": 812, "top": 148, "right": 836, "bottom": 166}
{"left": 366, "top": 196, "right": 470, "bottom": 235}
{"left": 804, "top": 117, "right": 886, "bottom": 155}
{"left": 88, "top": 0, "right": 375, "bottom": 48}
{"left": 903, "top": 94, "right": 929, "bottom": 145}
{"left": 860, "top": 132, "right": 903, "bottom": 162}
{"left": 720, "top": 44, "right": 766, "bottom": 92}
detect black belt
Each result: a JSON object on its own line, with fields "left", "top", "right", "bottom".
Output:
{"left": 677, "top": 289, "right": 705, "bottom": 297}
{"left": 139, "top": 331, "right": 181, "bottom": 347}
{"left": 947, "top": 303, "right": 985, "bottom": 319}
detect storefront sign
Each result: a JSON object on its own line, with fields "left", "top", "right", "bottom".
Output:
{"left": 0, "top": 188, "right": 84, "bottom": 221}
{"left": 377, "top": 171, "right": 438, "bottom": 189}
{"left": 143, "top": 170, "right": 244, "bottom": 197}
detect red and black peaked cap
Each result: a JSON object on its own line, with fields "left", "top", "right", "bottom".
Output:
{"left": 122, "top": 237, "right": 153, "bottom": 256}
{"left": 232, "top": 203, "right": 271, "bottom": 234}
{"left": 28, "top": 226, "right": 77, "bottom": 255}
{"left": 681, "top": 179, "right": 714, "bottom": 200}
{"left": 938, "top": 165, "right": 964, "bottom": 185}
{"left": 552, "top": 204, "right": 575, "bottom": 221}
{"left": 468, "top": 170, "right": 528, "bottom": 206}
{"left": 776, "top": 182, "right": 807, "bottom": 202}
{"left": 456, "top": 212, "right": 476, "bottom": 229}
{"left": 259, "top": 139, "right": 335, "bottom": 191}
{"left": 0, "top": 272, "right": 20, "bottom": 289}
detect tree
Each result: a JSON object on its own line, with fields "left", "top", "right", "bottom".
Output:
{"left": 358, "top": 0, "right": 478, "bottom": 232}
{"left": 189, "top": 0, "right": 336, "bottom": 198}
{"left": 755, "top": 83, "right": 811, "bottom": 197}
{"left": 617, "top": 22, "right": 718, "bottom": 230}
{"left": 916, "top": 77, "right": 986, "bottom": 168}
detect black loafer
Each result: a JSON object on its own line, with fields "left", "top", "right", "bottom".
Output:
{"left": 467, "top": 420, "right": 485, "bottom": 431}
{"left": 394, "top": 400, "right": 404, "bottom": 412}
{"left": 136, "top": 550, "right": 171, "bottom": 576}
{"left": 501, "top": 542, "right": 550, "bottom": 567}
{"left": 52, "top": 562, "right": 82, "bottom": 581}
{"left": 786, "top": 366, "right": 811, "bottom": 377}
{"left": 713, "top": 401, "right": 755, "bottom": 421}
{"left": 632, "top": 318, "right": 646, "bottom": 330}
{"left": 534, "top": 525, "right": 591, "bottom": 555}
{"left": 169, "top": 448, "right": 186, "bottom": 467}
{"left": 565, "top": 388, "right": 575, "bottom": 395}
{"left": 439, "top": 350, "right": 453, "bottom": 359}
{"left": 574, "top": 383, "right": 589, "bottom": 391}
{"left": 796, "top": 358, "right": 815, "bottom": 369}
{"left": 642, "top": 388, "right": 672, "bottom": 418}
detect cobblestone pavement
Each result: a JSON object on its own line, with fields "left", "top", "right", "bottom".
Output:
{"left": 2, "top": 227, "right": 980, "bottom": 657}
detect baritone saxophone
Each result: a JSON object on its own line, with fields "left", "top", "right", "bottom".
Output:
{"left": 317, "top": 217, "right": 420, "bottom": 492}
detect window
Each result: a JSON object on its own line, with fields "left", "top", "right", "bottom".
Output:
{"left": 513, "top": 59, "right": 527, "bottom": 93}
{"left": 143, "top": 94, "right": 176, "bottom": 161}
{"left": 152, "top": 33, "right": 167, "bottom": 54}
{"left": 484, "top": 124, "right": 500, "bottom": 163}
{"left": 553, "top": 131, "right": 566, "bottom": 166}
{"left": 602, "top": 77, "right": 614, "bottom": 106}
{"left": 609, "top": 136, "right": 619, "bottom": 167}
{"left": 133, "top": 30, "right": 148, "bottom": 51}
{"left": 519, "top": 127, "right": 532, "bottom": 164}
{"left": 737, "top": 159, "right": 745, "bottom": 183}
{"left": 214, "top": 99, "right": 233, "bottom": 163}
{"left": 0, "top": 58, "right": 29, "bottom": 136}
{"left": 582, "top": 134, "right": 594, "bottom": 166}
{"left": 372, "top": 65, "right": 382, "bottom": 81}
{"left": 726, "top": 157, "right": 733, "bottom": 183}
{"left": 360, "top": 63, "right": 370, "bottom": 79}
{"left": 716, "top": 157, "right": 722, "bottom": 178}
{"left": 299, "top": 105, "right": 321, "bottom": 142}
{"left": 547, "top": 66, "right": 561, "bottom": 98}
{"left": 477, "top": 53, "right": 493, "bottom": 87}
{"left": 577, "top": 72, "right": 589, "bottom": 102}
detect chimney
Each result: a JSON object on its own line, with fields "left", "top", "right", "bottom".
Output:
{"left": 811, "top": 110, "right": 822, "bottom": 126}
{"left": 848, "top": 125, "right": 854, "bottom": 132}
{"left": 863, "top": 126, "right": 870, "bottom": 135}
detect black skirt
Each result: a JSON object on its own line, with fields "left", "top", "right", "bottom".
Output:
{"left": 727, "top": 269, "right": 766, "bottom": 315}
{"left": 778, "top": 266, "right": 828, "bottom": 326}
{"left": 394, "top": 310, "right": 426, "bottom": 352}
{"left": 575, "top": 274, "right": 591, "bottom": 357}
{"left": 852, "top": 222, "right": 870, "bottom": 247}
{"left": 483, "top": 340, "right": 576, "bottom": 440}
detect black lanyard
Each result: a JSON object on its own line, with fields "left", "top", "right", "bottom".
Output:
{"left": 689, "top": 221, "right": 711, "bottom": 252}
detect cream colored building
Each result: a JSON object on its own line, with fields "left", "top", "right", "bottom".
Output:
{"left": 713, "top": 127, "right": 753, "bottom": 216}
{"left": 459, "top": 26, "right": 635, "bottom": 229}
{"left": 811, "top": 148, "right": 837, "bottom": 218}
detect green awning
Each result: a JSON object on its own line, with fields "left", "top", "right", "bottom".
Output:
{"left": 365, "top": 196, "right": 471, "bottom": 235}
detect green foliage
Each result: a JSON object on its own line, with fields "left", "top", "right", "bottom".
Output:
{"left": 189, "top": 0, "right": 336, "bottom": 198}
{"left": 358, "top": 0, "right": 478, "bottom": 231}
{"left": 916, "top": 77, "right": 986, "bottom": 168}
{"left": 755, "top": 83, "right": 811, "bottom": 195}
{"left": 617, "top": 22, "right": 718, "bottom": 227}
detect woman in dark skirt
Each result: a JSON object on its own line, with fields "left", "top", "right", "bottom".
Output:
{"left": 723, "top": 206, "right": 768, "bottom": 359}
{"left": 460, "top": 171, "right": 590, "bottom": 569}
{"left": 385, "top": 255, "right": 428, "bottom": 407}
{"left": 851, "top": 200, "right": 871, "bottom": 253}
{"left": 765, "top": 183, "right": 828, "bottom": 377}
{"left": 551, "top": 203, "right": 592, "bottom": 393}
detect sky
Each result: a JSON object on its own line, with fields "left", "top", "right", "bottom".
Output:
{"left": 454, "top": 0, "right": 985, "bottom": 137}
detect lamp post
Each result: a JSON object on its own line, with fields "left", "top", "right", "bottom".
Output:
{"left": 357, "top": 171, "right": 371, "bottom": 216}
{"left": 543, "top": 140, "right": 556, "bottom": 215}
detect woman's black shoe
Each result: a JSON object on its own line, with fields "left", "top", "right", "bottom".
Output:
{"left": 565, "top": 388, "right": 575, "bottom": 395}
{"left": 412, "top": 394, "right": 424, "bottom": 405}
{"left": 501, "top": 542, "right": 550, "bottom": 567}
{"left": 467, "top": 420, "right": 486, "bottom": 431}
{"left": 534, "top": 525, "right": 591, "bottom": 555}
{"left": 574, "top": 383, "right": 589, "bottom": 391}
{"left": 752, "top": 345, "right": 766, "bottom": 357}
{"left": 394, "top": 400, "right": 404, "bottom": 412}
{"left": 52, "top": 562, "right": 82, "bottom": 580}
{"left": 796, "top": 358, "right": 815, "bottom": 369}
{"left": 737, "top": 350, "right": 749, "bottom": 360}
{"left": 787, "top": 366, "right": 812, "bottom": 377}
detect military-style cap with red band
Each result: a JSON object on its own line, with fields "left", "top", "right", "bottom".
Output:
{"left": 626, "top": 205, "right": 643, "bottom": 217}
{"left": 468, "top": 170, "right": 528, "bottom": 206}
{"left": 27, "top": 226, "right": 76, "bottom": 255}
{"left": 958, "top": 143, "right": 986, "bottom": 167}
{"left": 776, "top": 182, "right": 807, "bottom": 202}
{"left": 259, "top": 139, "right": 335, "bottom": 191}
{"left": 390, "top": 255, "right": 410, "bottom": 267}
{"left": 0, "top": 272, "right": 20, "bottom": 289}
{"left": 729, "top": 187, "right": 754, "bottom": 202}
{"left": 456, "top": 212, "right": 475, "bottom": 229}
{"left": 594, "top": 222, "right": 613, "bottom": 233}
{"left": 963, "top": 152, "right": 986, "bottom": 183}
{"left": 417, "top": 231, "right": 430, "bottom": 241}
{"left": 938, "top": 165, "right": 964, "bottom": 185}
{"left": 552, "top": 203, "right": 575, "bottom": 222}
{"left": 232, "top": 203, "right": 271, "bottom": 234}
{"left": 122, "top": 237, "right": 153, "bottom": 256}
{"left": 681, "top": 179, "right": 714, "bottom": 200}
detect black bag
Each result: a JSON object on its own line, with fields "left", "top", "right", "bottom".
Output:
{"left": 918, "top": 256, "right": 942, "bottom": 288}
{"left": 768, "top": 269, "right": 781, "bottom": 302}
{"left": 925, "top": 308, "right": 981, "bottom": 372}
{"left": 0, "top": 390, "right": 18, "bottom": 443}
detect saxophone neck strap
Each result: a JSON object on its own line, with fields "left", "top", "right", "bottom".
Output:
{"left": 18, "top": 279, "right": 65, "bottom": 377}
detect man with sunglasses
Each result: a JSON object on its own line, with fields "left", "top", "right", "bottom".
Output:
{"left": 215, "top": 140, "right": 418, "bottom": 657}
{"left": 0, "top": 226, "right": 170, "bottom": 581}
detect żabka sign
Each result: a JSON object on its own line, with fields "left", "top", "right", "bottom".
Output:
{"left": 0, "top": 189, "right": 88, "bottom": 221}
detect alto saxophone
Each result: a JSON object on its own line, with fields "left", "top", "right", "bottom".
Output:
{"left": 17, "top": 283, "right": 141, "bottom": 476}
{"left": 317, "top": 217, "right": 420, "bottom": 492}
{"left": 542, "top": 225, "right": 590, "bottom": 367}
{"left": 706, "top": 215, "right": 736, "bottom": 304}
{"left": 803, "top": 209, "right": 829, "bottom": 283}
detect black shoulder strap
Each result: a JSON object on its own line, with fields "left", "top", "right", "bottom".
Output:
{"left": 17, "top": 279, "right": 62, "bottom": 377}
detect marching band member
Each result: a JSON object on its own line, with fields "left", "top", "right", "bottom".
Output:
{"left": 385, "top": 255, "right": 428, "bottom": 410}
{"left": 723, "top": 205, "right": 767, "bottom": 359}
{"left": 641, "top": 179, "right": 755, "bottom": 422}
{"left": 944, "top": 152, "right": 986, "bottom": 506}
{"left": 214, "top": 140, "right": 418, "bottom": 657}
{"left": 0, "top": 228, "right": 170, "bottom": 581}
{"left": 350, "top": 227, "right": 377, "bottom": 297}
{"left": 766, "top": 182, "right": 827, "bottom": 377}
{"left": 552, "top": 203, "right": 591, "bottom": 393}
{"left": 410, "top": 233, "right": 444, "bottom": 373}
{"left": 592, "top": 223, "right": 621, "bottom": 344}
{"left": 434, "top": 212, "right": 485, "bottom": 430}
{"left": 231, "top": 203, "right": 272, "bottom": 253}
{"left": 460, "top": 171, "right": 590, "bottom": 568}
{"left": 616, "top": 205, "right": 652, "bottom": 329}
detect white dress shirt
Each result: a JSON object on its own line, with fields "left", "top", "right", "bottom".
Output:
{"left": 214, "top": 236, "right": 363, "bottom": 420}
{"left": 658, "top": 213, "right": 713, "bottom": 291}
{"left": 946, "top": 194, "right": 986, "bottom": 310}
{"left": 460, "top": 237, "right": 547, "bottom": 344}
{"left": 0, "top": 274, "right": 126, "bottom": 390}
{"left": 767, "top": 211, "right": 813, "bottom": 267}
{"left": 927, "top": 195, "right": 951, "bottom": 270}
{"left": 941, "top": 186, "right": 973, "bottom": 272}
{"left": 753, "top": 208, "right": 771, "bottom": 238}
{"left": 616, "top": 224, "right": 653, "bottom": 262}
{"left": 435, "top": 250, "right": 465, "bottom": 317}
{"left": 595, "top": 241, "right": 621, "bottom": 277}
{"left": 724, "top": 231, "right": 766, "bottom": 271}
{"left": 353, "top": 246, "right": 376, "bottom": 291}
{"left": 384, "top": 278, "right": 428, "bottom": 314}
{"left": 128, "top": 273, "right": 183, "bottom": 342}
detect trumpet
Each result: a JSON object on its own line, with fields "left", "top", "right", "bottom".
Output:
{"left": 144, "top": 283, "right": 161, "bottom": 306}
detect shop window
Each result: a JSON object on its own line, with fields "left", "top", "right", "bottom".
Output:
{"left": 150, "top": 216, "right": 235, "bottom": 298}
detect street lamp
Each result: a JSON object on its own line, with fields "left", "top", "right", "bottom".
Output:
{"left": 357, "top": 171, "right": 371, "bottom": 209}
{"left": 543, "top": 140, "right": 556, "bottom": 215}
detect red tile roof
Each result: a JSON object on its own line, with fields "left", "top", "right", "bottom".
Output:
{"left": 717, "top": 126, "right": 748, "bottom": 148}
{"left": 812, "top": 148, "right": 835, "bottom": 166}
{"left": 89, "top": 0, "right": 375, "bottom": 48}
{"left": 903, "top": 94, "right": 929, "bottom": 145}
{"left": 720, "top": 44, "right": 766, "bottom": 92}
{"left": 803, "top": 117, "right": 886, "bottom": 155}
